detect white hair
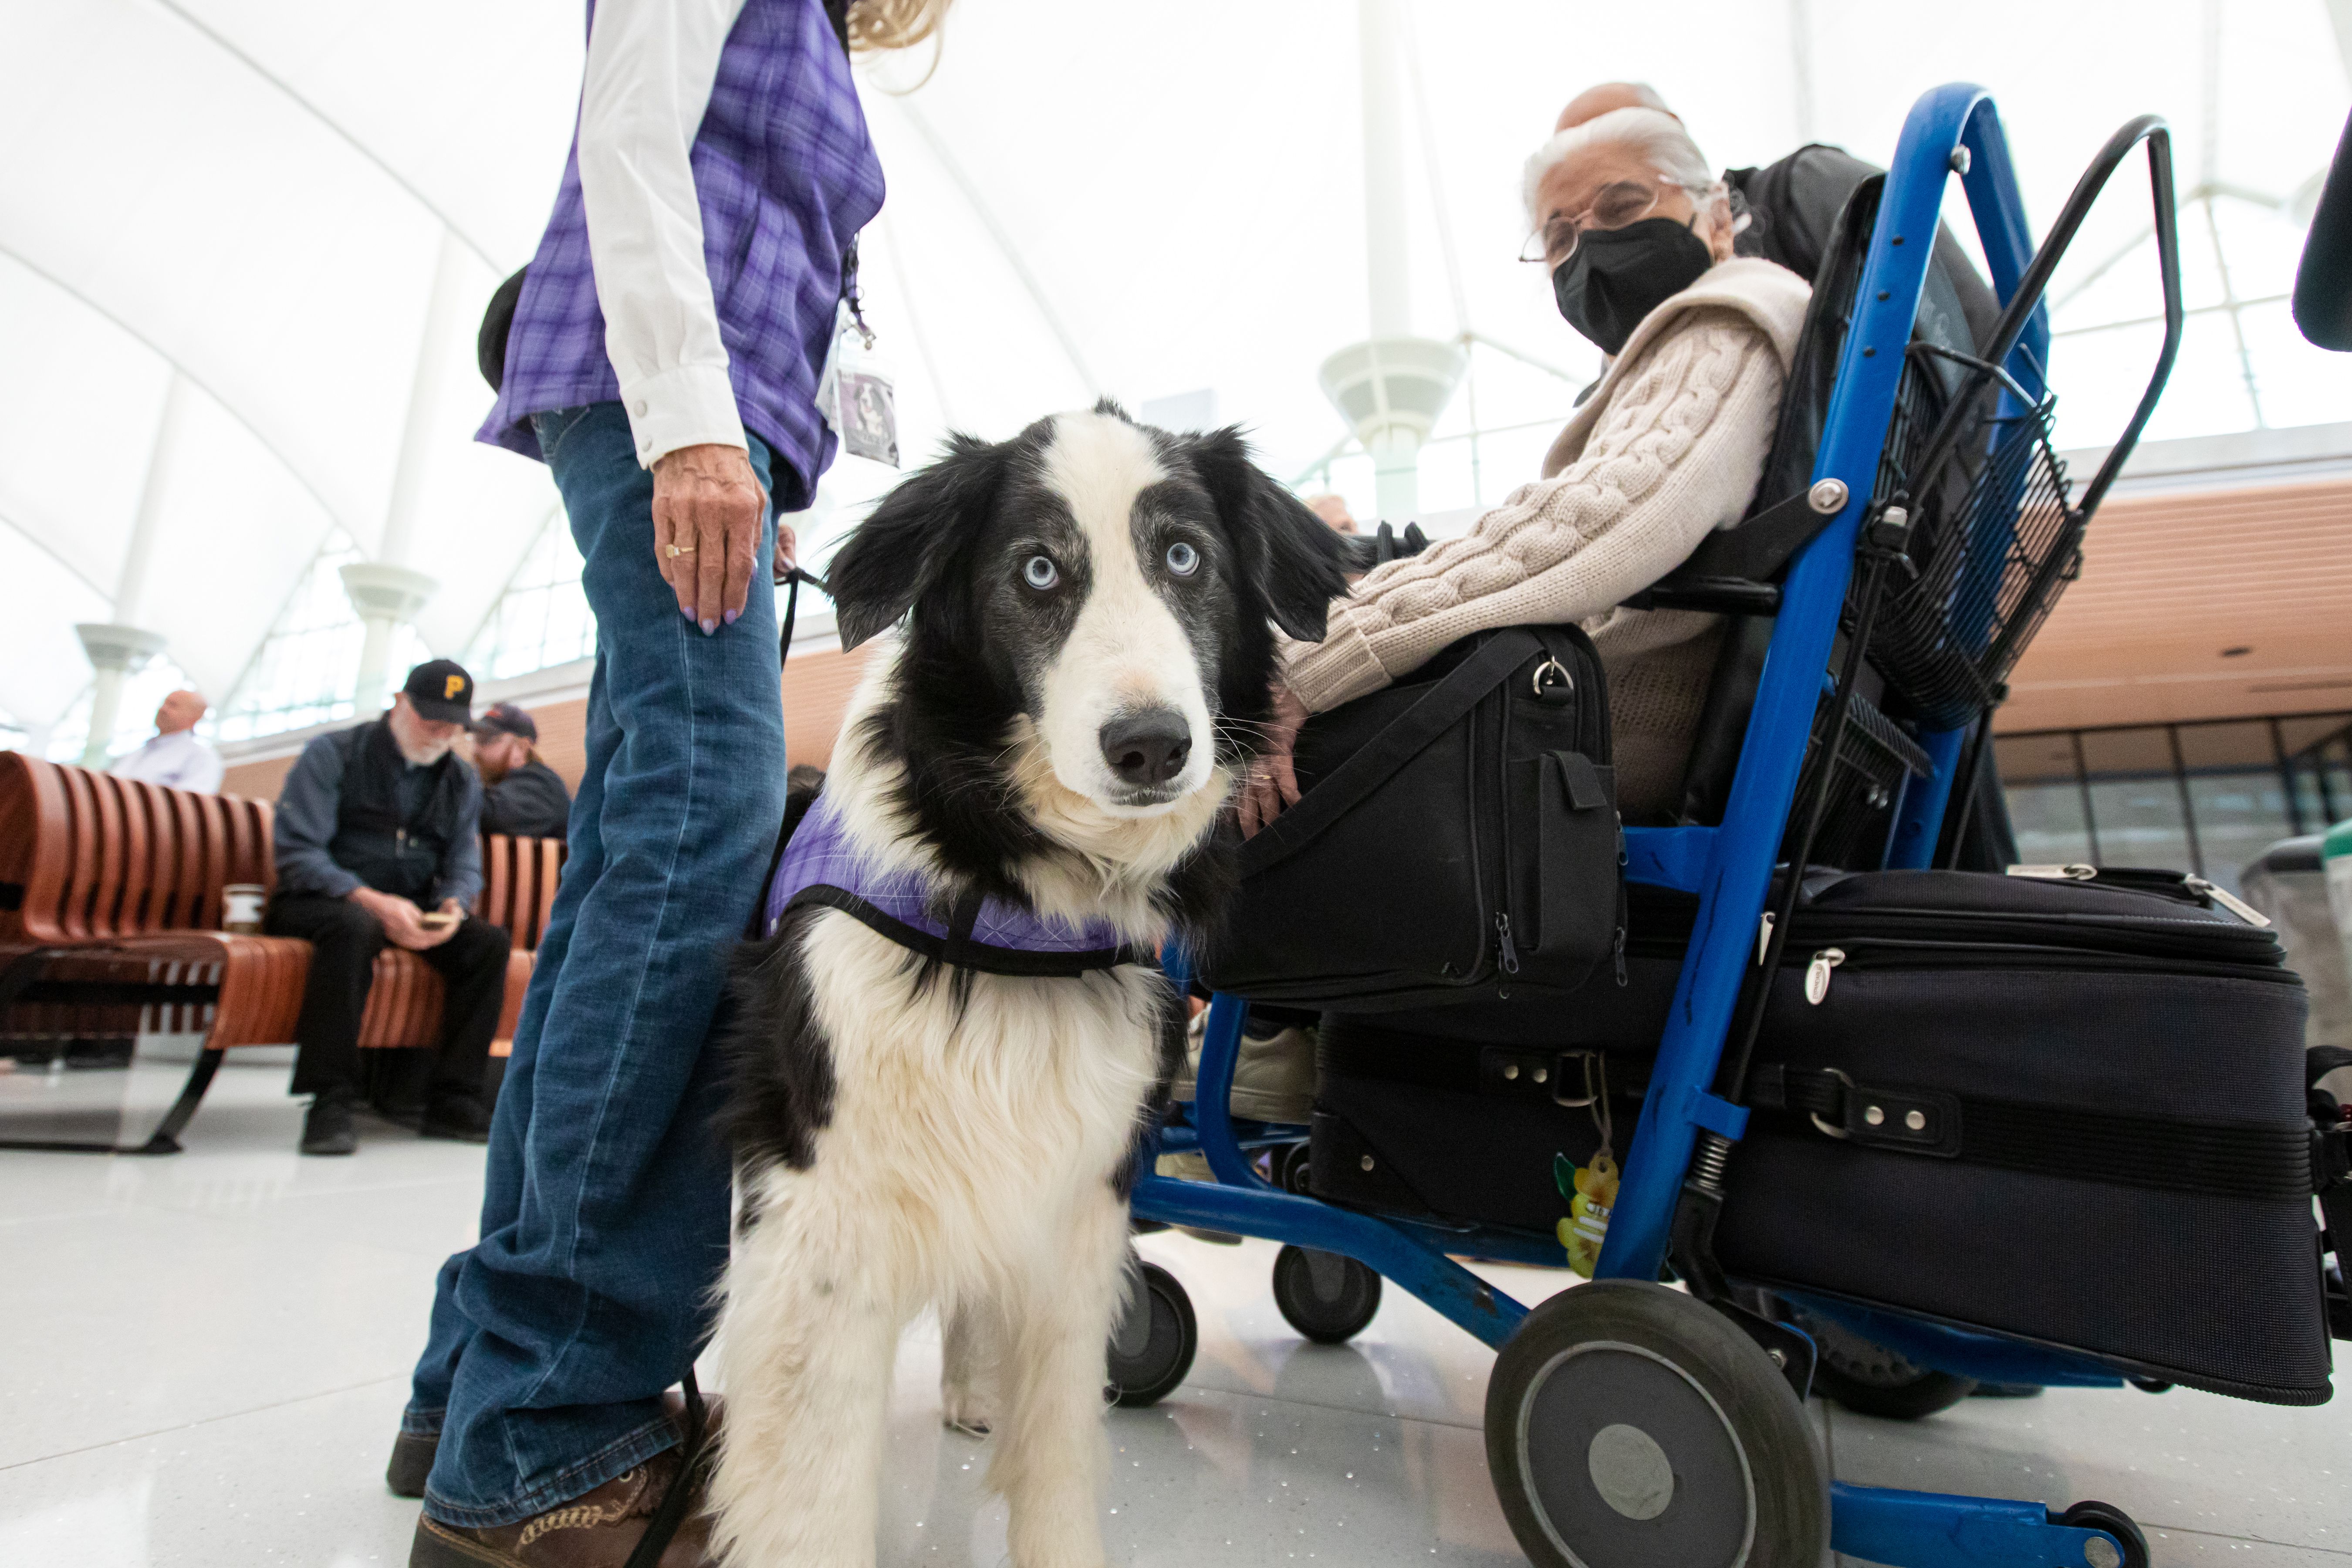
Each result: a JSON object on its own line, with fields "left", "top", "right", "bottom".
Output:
{"left": 1522, "top": 106, "right": 1724, "bottom": 227}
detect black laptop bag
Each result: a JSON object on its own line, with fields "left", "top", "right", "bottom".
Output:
{"left": 1196, "top": 625, "right": 1624, "bottom": 1010}
{"left": 1306, "top": 867, "right": 2335, "bottom": 1405}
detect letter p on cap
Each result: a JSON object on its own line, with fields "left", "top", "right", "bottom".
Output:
{"left": 445, "top": 675, "right": 465, "bottom": 700}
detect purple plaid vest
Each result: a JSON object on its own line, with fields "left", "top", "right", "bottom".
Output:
{"left": 477, "top": 0, "right": 886, "bottom": 507}
{"left": 763, "top": 790, "right": 1149, "bottom": 976}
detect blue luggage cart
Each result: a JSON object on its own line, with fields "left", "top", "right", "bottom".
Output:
{"left": 1127, "top": 84, "right": 2204, "bottom": 1568}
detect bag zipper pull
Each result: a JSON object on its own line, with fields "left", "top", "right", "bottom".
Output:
{"left": 2184, "top": 875, "right": 2272, "bottom": 928}
{"left": 1494, "top": 911, "right": 1521, "bottom": 975}
{"left": 2006, "top": 863, "right": 2098, "bottom": 881}
{"left": 1756, "top": 911, "right": 1775, "bottom": 966}
{"left": 1612, "top": 924, "right": 1627, "bottom": 987}
{"left": 1804, "top": 947, "right": 1845, "bottom": 1005}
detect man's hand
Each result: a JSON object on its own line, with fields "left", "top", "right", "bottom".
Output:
{"left": 349, "top": 886, "right": 437, "bottom": 951}
{"left": 417, "top": 898, "right": 466, "bottom": 951}
{"left": 1236, "top": 682, "right": 1310, "bottom": 838}
{"left": 653, "top": 443, "right": 769, "bottom": 634}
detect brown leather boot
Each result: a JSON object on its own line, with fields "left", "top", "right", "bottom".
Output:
{"left": 406, "top": 1448, "right": 712, "bottom": 1567}
{"left": 389, "top": 1392, "right": 726, "bottom": 1500}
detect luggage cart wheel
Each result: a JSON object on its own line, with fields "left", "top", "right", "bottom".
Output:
{"left": 1485, "top": 1280, "right": 1829, "bottom": 1568}
{"left": 1107, "top": 1259, "right": 1196, "bottom": 1408}
{"left": 2055, "top": 1501, "right": 2149, "bottom": 1568}
{"left": 1272, "top": 1244, "right": 1382, "bottom": 1343}
{"left": 1787, "top": 1304, "right": 1977, "bottom": 1420}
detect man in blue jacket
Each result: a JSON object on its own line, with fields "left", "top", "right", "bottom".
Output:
{"left": 267, "top": 659, "right": 509, "bottom": 1157}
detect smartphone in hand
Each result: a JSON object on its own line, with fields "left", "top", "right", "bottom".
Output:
{"left": 418, "top": 911, "right": 459, "bottom": 929}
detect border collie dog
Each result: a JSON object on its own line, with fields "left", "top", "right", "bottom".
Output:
{"left": 710, "top": 403, "right": 1349, "bottom": 1566}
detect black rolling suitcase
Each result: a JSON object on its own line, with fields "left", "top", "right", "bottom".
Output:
{"left": 1308, "top": 866, "right": 2337, "bottom": 1405}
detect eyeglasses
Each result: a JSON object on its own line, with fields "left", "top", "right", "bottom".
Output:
{"left": 1519, "top": 179, "right": 1689, "bottom": 267}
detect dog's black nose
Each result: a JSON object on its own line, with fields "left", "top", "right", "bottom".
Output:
{"left": 1099, "top": 709, "right": 1192, "bottom": 787}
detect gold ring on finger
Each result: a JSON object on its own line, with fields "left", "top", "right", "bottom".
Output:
{"left": 666, "top": 543, "right": 696, "bottom": 558}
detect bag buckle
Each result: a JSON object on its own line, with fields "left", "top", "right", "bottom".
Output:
{"left": 1551, "top": 1050, "right": 1604, "bottom": 1109}
{"left": 1808, "top": 1068, "right": 1854, "bottom": 1140}
{"left": 1531, "top": 657, "right": 1575, "bottom": 701}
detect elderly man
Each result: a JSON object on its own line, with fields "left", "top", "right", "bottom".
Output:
{"left": 111, "top": 689, "right": 223, "bottom": 793}
{"left": 266, "top": 660, "right": 510, "bottom": 1157}
{"left": 467, "top": 703, "right": 572, "bottom": 840}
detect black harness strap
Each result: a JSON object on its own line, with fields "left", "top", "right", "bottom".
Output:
{"left": 782, "top": 885, "right": 1153, "bottom": 978}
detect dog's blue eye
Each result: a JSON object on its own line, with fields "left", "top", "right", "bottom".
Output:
{"left": 1165, "top": 541, "right": 1199, "bottom": 577}
{"left": 1022, "top": 554, "right": 1059, "bottom": 591}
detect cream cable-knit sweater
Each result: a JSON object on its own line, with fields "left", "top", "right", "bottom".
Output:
{"left": 1281, "top": 257, "right": 1812, "bottom": 818}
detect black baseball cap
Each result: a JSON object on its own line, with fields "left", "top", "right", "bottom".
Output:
{"left": 472, "top": 701, "right": 537, "bottom": 743}
{"left": 402, "top": 659, "right": 476, "bottom": 724}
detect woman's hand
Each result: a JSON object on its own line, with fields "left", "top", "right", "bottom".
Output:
{"left": 653, "top": 443, "right": 769, "bottom": 634}
{"left": 1237, "top": 683, "right": 1309, "bottom": 838}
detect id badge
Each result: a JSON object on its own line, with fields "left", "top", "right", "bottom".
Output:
{"left": 816, "top": 301, "right": 899, "bottom": 467}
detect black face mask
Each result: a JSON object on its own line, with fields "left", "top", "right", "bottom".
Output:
{"left": 1550, "top": 216, "right": 1715, "bottom": 356}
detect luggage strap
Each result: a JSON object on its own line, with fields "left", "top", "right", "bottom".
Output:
{"left": 2310, "top": 1048, "right": 2352, "bottom": 1275}
{"left": 1750, "top": 1064, "right": 2318, "bottom": 1202}
{"left": 1239, "top": 629, "right": 1542, "bottom": 875}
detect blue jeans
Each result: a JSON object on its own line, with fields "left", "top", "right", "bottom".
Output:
{"left": 406, "top": 402, "right": 787, "bottom": 1527}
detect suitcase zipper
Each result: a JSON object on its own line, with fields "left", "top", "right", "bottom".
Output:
{"left": 1802, "top": 936, "right": 2300, "bottom": 985}
{"left": 1495, "top": 910, "right": 1521, "bottom": 975}
{"left": 2009, "top": 863, "right": 2272, "bottom": 928}
{"left": 2185, "top": 875, "right": 2272, "bottom": 928}
{"left": 1804, "top": 947, "right": 1845, "bottom": 1003}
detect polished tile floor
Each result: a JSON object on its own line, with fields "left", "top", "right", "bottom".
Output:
{"left": 2, "top": 1051, "right": 2345, "bottom": 1566}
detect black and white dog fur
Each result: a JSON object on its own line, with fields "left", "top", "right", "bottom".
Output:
{"left": 710, "top": 402, "right": 1350, "bottom": 1567}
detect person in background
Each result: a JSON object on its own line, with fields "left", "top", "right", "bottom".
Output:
{"left": 266, "top": 660, "right": 510, "bottom": 1158}
{"left": 111, "top": 689, "right": 223, "bottom": 793}
{"left": 1304, "top": 492, "right": 1359, "bottom": 534}
{"left": 467, "top": 702, "right": 572, "bottom": 839}
{"left": 399, "top": 3, "right": 949, "bottom": 1562}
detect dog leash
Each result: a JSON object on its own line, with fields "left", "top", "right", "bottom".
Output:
{"left": 622, "top": 1368, "right": 710, "bottom": 1568}
{"left": 778, "top": 565, "right": 828, "bottom": 672}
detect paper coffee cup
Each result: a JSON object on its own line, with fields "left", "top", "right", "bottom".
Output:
{"left": 222, "top": 883, "right": 266, "bottom": 934}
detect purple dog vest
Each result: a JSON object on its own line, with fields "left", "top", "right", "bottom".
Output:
{"left": 761, "top": 790, "right": 1151, "bottom": 977}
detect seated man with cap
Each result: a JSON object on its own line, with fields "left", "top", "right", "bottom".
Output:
{"left": 267, "top": 659, "right": 512, "bottom": 1156}
{"left": 467, "top": 702, "right": 573, "bottom": 841}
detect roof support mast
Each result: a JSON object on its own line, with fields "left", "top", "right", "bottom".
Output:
{"left": 75, "top": 373, "right": 191, "bottom": 767}
{"left": 1318, "top": 0, "right": 1463, "bottom": 525}
{"left": 346, "top": 227, "right": 470, "bottom": 719}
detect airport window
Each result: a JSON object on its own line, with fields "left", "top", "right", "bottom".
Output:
{"left": 212, "top": 534, "right": 426, "bottom": 745}
{"left": 466, "top": 510, "right": 597, "bottom": 683}
{"left": 1997, "top": 712, "right": 2352, "bottom": 893}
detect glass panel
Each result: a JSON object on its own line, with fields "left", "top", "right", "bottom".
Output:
{"left": 1993, "top": 732, "right": 2078, "bottom": 785}
{"left": 211, "top": 534, "right": 428, "bottom": 744}
{"left": 2173, "top": 720, "right": 2293, "bottom": 892}
{"left": 2318, "top": 735, "right": 2352, "bottom": 829}
{"left": 2276, "top": 714, "right": 2352, "bottom": 756}
{"left": 2182, "top": 772, "right": 2293, "bottom": 894}
{"left": 466, "top": 512, "right": 598, "bottom": 682}
{"left": 2004, "top": 781, "right": 2094, "bottom": 867}
{"left": 1997, "top": 732, "right": 2094, "bottom": 865}
{"left": 2078, "top": 726, "right": 2192, "bottom": 873}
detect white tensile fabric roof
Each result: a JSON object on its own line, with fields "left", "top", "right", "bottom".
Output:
{"left": 2, "top": 0, "right": 2346, "bottom": 735}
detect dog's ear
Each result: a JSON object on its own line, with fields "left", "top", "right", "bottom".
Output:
{"left": 826, "top": 433, "right": 1007, "bottom": 649}
{"left": 1186, "top": 426, "right": 1352, "bottom": 642}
